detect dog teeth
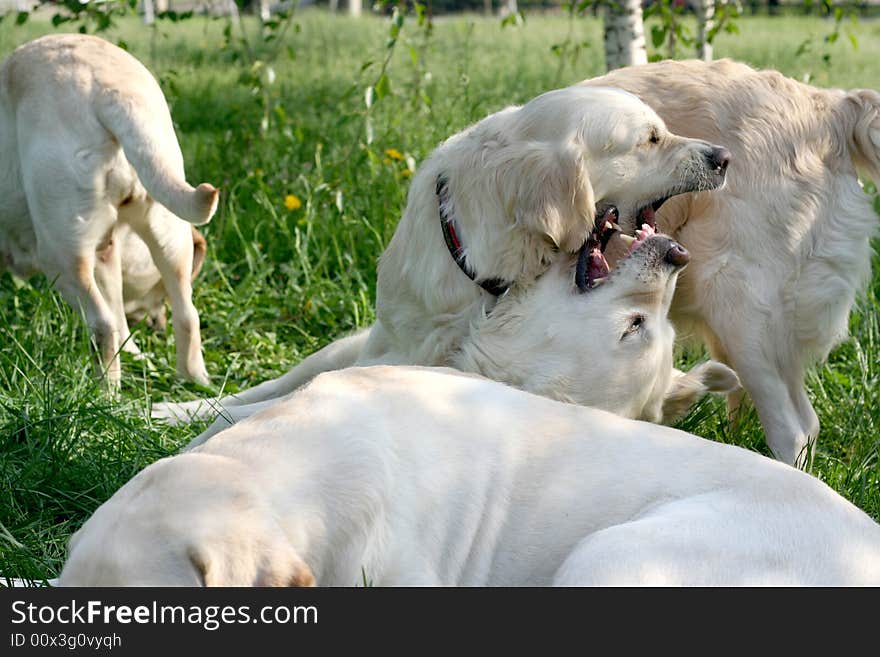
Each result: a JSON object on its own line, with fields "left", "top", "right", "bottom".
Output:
{"left": 618, "top": 234, "right": 636, "bottom": 247}
{"left": 591, "top": 277, "right": 607, "bottom": 288}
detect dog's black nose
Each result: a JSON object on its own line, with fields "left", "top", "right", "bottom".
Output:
{"left": 665, "top": 243, "right": 690, "bottom": 267}
{"left": 707, "top": 147, "right": 731, "bottom": 173}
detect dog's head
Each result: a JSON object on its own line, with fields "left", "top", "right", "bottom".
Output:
{"left": 458, "top": 227, "right": 738, "bottom": 422}
{"left": 417, "top": 85, "right": 729, "bottom": 286}
{"left": 118, "top": 226, "right": 207, "bottom": 331}
{"left": 58, "top": 455, "right": 315, "bottom": 587}
{"left": 561, "top": 85, "right": 730, "bottom": 234}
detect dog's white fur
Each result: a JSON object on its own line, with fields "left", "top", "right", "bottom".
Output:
{"left": 154, "top": 85, "right": 729, "bottom": 426}
{"left": 0, "top": 34, "right": 218, "bottom": 384}
{"left": 172, "top": 234, "right": 738, "bottom": 450}
{"left": 106, "top": 223, "right": 207, "bottom": 333}
{"left": 581, "top": 59, "right": 880, "bottom": 466}
{"left": 61, "top": 366, "right": 880, "bottom": 586}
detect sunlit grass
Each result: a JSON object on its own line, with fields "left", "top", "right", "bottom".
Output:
{"left": 1, "top": 10, "right": 878, "bottom": 580}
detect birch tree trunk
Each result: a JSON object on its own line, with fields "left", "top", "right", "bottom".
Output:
{"left": 695, "top": 0, "right": 715, "bottom": 61}
{"left": 143, "top": 0, "right": 155, "bottom": 24}
{"left": 506, "top": 0, "right": 517, "bottom": 14}
{"left": 603, "top": 0, "right": 648, "bottom": 71}
{"left": 349, "top": 0, "right": 362, "bottom": 17}
{"left": 259, "top": 0, "right": 271, "bottom": 21}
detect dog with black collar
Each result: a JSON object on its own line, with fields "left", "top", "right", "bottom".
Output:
{"left": 154, "top": 84, "right": 732, "bottom": 431}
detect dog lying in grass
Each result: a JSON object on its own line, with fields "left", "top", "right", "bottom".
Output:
{"left": 582, "top": 59, "right": 880, "bottom": 466}
{"left": 61, "top": 365, "right": 880, "bottom": 586}
{"left": 0, "top": 34, "right": 217, "bottom": 385}
{"left": 168, "top": 228, "right": 739, "bottom": 449}
{"left": 154, "top": 84, "right": 731, "bottom": 430}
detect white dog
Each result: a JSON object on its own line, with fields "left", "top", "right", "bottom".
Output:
{"left": 174, "top": 232, "right": 738, "bottom": 450}
{"left": 581, "top": 59, "right": 880, "bottom": 466}
{"left": 0, "top": 34, "right": 218, "bottom": 384}
{"left": 154, "top": 84, "right": 729, "bottom": 424}
{"left": 60, "top": 366, "right": 880, "bottom": 586}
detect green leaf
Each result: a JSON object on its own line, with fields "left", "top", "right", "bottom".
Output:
{"left": 651, "top": 25, "right": 667, "bottom": 49}
{"left": 374, "top": 74, "right": 390, "bottom": 100}
{"left": 15, "top": 11, "right": 29, "bottom": 26}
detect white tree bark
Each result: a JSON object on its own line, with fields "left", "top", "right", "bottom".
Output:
{"left": 603, "top": 0, "right": 648, "bottom": 71}
{"left": 695, "top": 0, "right": 715, "bottom": 61}
{"left": 259, "top": 0, "right": 271, "bottom": 21}
{"left": 143, "top": 0, "right": 155, "bottom": 24}
{"left": 156, "top": 0, "right": 169, "bottom": 11}
{"left": 349, "top": 0, "right": 362, "bottom": 17}
{"left": 506, "top": 0, "right": 517, "bottom": 14}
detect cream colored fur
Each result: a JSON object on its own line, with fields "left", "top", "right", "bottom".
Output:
{"left": 166, "top": 235, "right": 739, "bottom": 450}
{"left": 0, "top": 34, "right": 218, "bottom": 384}
{"left": 154, "top": 85, "right": 730, "bottom": 428}
{"left": 61, "top": 366, "right": 880, "bottom": 586}
{"left": 580, "top": 59, "right": 880, "bottom": 466}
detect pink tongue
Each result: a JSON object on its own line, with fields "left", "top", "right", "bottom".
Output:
{"left": 588, "top": 246, "right": 609, "bottom": 284}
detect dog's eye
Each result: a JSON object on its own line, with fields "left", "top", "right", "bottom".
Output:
{"left": 649, "top": 129, "right": 660, "bottom": 145}
{"left": 622, "top": 314, "right": 645, "bottom": 339}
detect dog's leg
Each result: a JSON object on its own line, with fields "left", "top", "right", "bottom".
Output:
{"left": 94, "top": 232, "right": 140, "bottom": 356}
{"left": 132, "top": 208, "right": 209, "bottom": 385}
{"left": 703, "top": 330, "right": 746, "bottom": 423}
{"left": 23, "top": 171, "right": 122, "bottom": 385}
{"left": 725, "top": 356, "right": 813, "bottom": 467}
{"left": 152, "top": 327, "right": 373, "bottom": 424}
{"left": 47, "top": 251, "right": 122, "bottom": 385}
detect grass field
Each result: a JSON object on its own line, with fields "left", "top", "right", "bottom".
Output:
{"left": 0, "top": 9, "right": 878, "bottom": 582}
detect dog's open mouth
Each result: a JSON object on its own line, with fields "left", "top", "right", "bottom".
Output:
{"left": 576, "top": 206, "right": 656, "bottom": 292}
{"left": 635, "top": 197, "right": 669, "bottom": 229}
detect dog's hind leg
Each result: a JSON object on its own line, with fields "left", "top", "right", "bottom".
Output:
{"left": 45, "top": 249, "right": 122, "bottom": 385}
{"left": 23, "top": 167, "right": 122, "bottom": 385}
{"left": 131, "top": 206, "right": 208, "bottom": 385}
{"left": 702, "top": 330, "right": 746, "bottom": 423}
{"left": 152, "top": 327, "right": 373, "bottom": 424}
{"left": 94, "top": 228, "right": 139, "bottom": 356}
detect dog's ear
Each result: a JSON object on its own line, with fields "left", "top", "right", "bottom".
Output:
{"left": 191, "top": 227, "right": 207, "bottom": 281}
{"left": 188, "top": 542, "right": 315, "bottom": 587}
{"left": 493, "top": 140, "right": 595, "bottom": 253}
{"left": 844, "top": 89, "right": 880, "bottom": 182}
{"left": 660, "top": 361, "right": 741, "bottom": 424}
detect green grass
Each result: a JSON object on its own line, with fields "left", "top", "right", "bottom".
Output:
{"left": 1, "top": 10, "right": 878, "bottom": 581}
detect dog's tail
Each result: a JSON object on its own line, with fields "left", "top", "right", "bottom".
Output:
{"left": 845, "top": 89, "right": 880, "bottom": 184}
{"left": 95, "top": 90, "right": 218, "bottom": 225}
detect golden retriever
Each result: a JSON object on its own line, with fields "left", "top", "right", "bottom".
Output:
{"left": 580, "top": 59, "right": 880, "bottom": 466}
{"left": 62, "top": 366, "right": 880, "bottom": 586}
{"left": 0, "top": 34, "right": 217, "bottom": 384}
{"left": 154, "top": 84, "right": 730, "bottom": 427}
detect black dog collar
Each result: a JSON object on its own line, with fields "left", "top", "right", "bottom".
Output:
{"left": 436, "top": 175, "right": 512, "bottom": 297}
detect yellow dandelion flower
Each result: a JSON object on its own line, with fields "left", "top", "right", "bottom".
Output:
{"left": 385, "top": 148, "right": 404, "bottom": 161}
{"left": 383, "top": 158, "right": 392, "bottom": 165}
{"left": 284, "top": 194, "right": 302, "bottom": 211}
{"left": 401, "top": 168, "right": 412, "bottom": 177}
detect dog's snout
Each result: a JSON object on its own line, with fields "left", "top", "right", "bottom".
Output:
{"left": 665, "top": 243, "right": 690, "bottom": 267}
{"left": 707, "top": 147, "right": 731, "bottom": 173}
